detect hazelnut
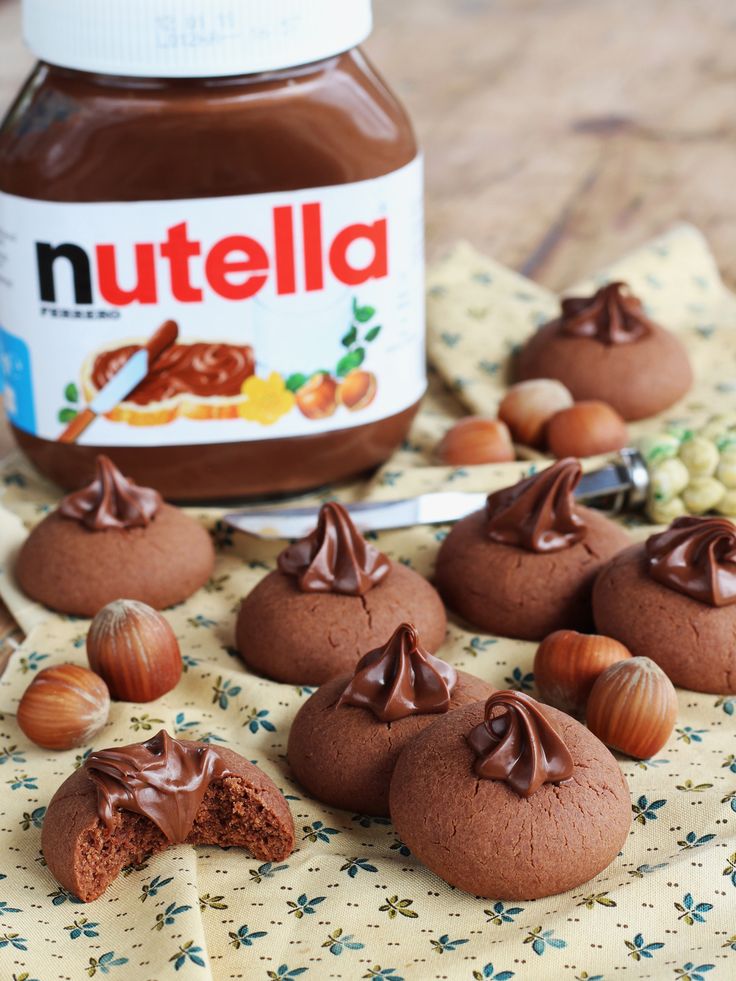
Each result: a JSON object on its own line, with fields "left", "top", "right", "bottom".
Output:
{"left": 499, "top": 379, "right": 573, "bottom": 448}
{"left": 534, "top": 630, "right": 632, "bottom": 715}
{"left": 437, "top": 417, "right": 515, "bottom": 466}
{"left": 586, "top": 657, "right": 678, "bottom": 759}
{"left": 338, "top": 370, "right": 377, "bottom": 411}
{"left": 17, "top": 663, "right": 110, "bottom": 750}
{"left": 295, "top": 373, "right": 338, "bottom": 420}
{"left": 546, "top": 401, "right": 628, "bottom": 459}
{"left": 87, "top": 599, "right": 182, "bottom": 702}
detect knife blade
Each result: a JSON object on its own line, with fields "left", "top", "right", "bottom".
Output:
{"left": 224, "top": 450, "right": 650, "bottom": 540}
{"left": 225, "top": 493, "right": 489, "bottom": 540}
{"left": 88, "top": 348, "right": 150, "bottom": 414}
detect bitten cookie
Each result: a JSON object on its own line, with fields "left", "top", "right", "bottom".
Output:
{"left": 390, "top": 690, "right": 631, "bottom": 900}
{"left": 435, "top": 459, "right": 630, "bottom": 640}
{"left": 16, "top": 455, "right": 215, "bottom": 616}
{"left": 594, "top": 515, "right": 736, "bottom": 693}
{"left": 42, "top": 730, "right": 295, "bottom": 902}
{"left": 287, "top": 623, "right": 493, "bottom": 816}
{"left": 516, "top": 281, "right": 692, "bottom": 421}
{"left": 236, "top": 502, "right": 447, "bottom": 684}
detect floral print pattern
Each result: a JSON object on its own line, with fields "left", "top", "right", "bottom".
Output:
{"left": 0, "top": 225, "right": 733, "bottom": 978}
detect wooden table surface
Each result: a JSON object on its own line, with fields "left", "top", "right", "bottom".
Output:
{"left": 0, "top": 0, "right": 734, "bottom": 457}
{"left": 0, "top": 0, "right": 733, "bottom": 657}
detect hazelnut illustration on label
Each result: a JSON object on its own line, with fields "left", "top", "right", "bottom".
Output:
{"left": 285, "top": 298, "right": 381, "bottom": 420}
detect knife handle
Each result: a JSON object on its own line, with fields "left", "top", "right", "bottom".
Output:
{"left": 58, "top": 407, "right": 96, "bottom": 444}
{"left": 144, "top": 320, "right": 179, "bottom": 363}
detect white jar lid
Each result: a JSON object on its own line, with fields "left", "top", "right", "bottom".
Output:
{"left": 22, "top": 0, "right": 373, "bottom": 78}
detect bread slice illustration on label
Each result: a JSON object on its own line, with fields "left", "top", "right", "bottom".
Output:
{"left": 62, "top": 306, "right": 383, "bottom": 443}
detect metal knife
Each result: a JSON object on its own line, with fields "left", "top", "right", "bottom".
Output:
{"left": 58, "top": 319, "right": 179, "bottom": 443}
{"left": 224, "top": 448, "right": 650, "bottom": 540}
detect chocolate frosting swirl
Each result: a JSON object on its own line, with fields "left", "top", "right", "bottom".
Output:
{"left": 646, "top": 515, "right": 736, "bottom": 607}
{"left": 59, "top": 455, "right": 162, "bottom": 531}
{"left": 486, "top": 458, "right": 586, "bottom": 553}
{"left": 337, "top": 622, "right": 457, "bottom": 722}
{"left": 467, "top": 690, "right": 574, "bottom": 797}
{"left": 558, "top": 281, "right": 656, "bottom": 345}
{"left": 277, "top": 502, "right": 391, "bottom": 595}
{"left": 85, "top": 730, "right": 231, "bottom": 842}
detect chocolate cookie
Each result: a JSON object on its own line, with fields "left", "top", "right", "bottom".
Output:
{"left": 435, "top": 459, "right": 630, "bottom": 640}
{"left": 237, "top": 503, "right": 447, "bottom": 684}
{"left": 390, "top": 691, "right": 631, "bottom": 899}
{"left": 16, "top": 455, "right": 214, "bottom": 617}
{"left": 287, "top": 623, "right": 493, "bottom": 816}
{"left": 516, "top": 282, "right": 692, "bottom": 421}
{"left": 594, "top": 516, "right": 736, "bottom": 693}
{"left": 42, "top": 730, "right": 295, "bottom": 902}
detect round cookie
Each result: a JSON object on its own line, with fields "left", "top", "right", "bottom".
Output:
{"left": 288, "top": 624, "right": 494, "bottom": 816}
{"left": 435, "top": 460, "right": 630, "bottom": 640}
{"left": 594, "top": 517, "right": 736, "bottom": 693}
{"left": 390, "top": 692, "right": 631, "bottom": 900}
{"left": 237, "top": 503, "right": 447, "bottom": 684}
{"left": 42, "top": 731, "right": 295, "bottom": 902}
{"left": 516, "top": 282, "right": 692, "bottom": 421}
{"left": 16, "top": 456, "right": 214, "bottom": 617}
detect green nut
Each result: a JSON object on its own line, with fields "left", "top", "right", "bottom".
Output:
{"left": 699, "top": 415, "right": 729, "bottom": 441}
{"left": 716, "top": 455, "right": 736, "bottom": 489}
{"left": 648, "top": 495, "right": 687, "bottom": 525}
{"left": 682, "top": 477, "right": 726, "bottom": 514}
{"left": 716, "top": 489, "right": 736, "bottom": 516}
{"left": 650, "top": 458, "right": 690, "bottom": 503}
{"left": 679, "top": 436, "right": 720, "bottom": 477}
{"left": 638, "top": 433, "right": 680, "bottom": 466}
{"left": 665, "top": 422, "right": 695, "bottom": 443}
{"left": 716, "top": 433, "right": 736, "bottom": 455}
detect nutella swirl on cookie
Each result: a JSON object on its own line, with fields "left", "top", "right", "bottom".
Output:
{"left": 85, "top": 730, "right": 232, "bottom": 843}
{"left": 59, "top": 455, "right": 162, "bottom": 531}
{"left": 467, "top": 690, "right": 574, "bottom": 797}
{"left": 646, "top": 515, "right": 736, "bottom": 607}
{"left": 278, "top": 501, "right": 391, "bottom": 596}
{"left": 486, "top": 458, "right": 586, "bottom": 553}
{"left": 337, "top": 622, "right": 457, "bottom": 722}
{"left": 559, "top": 282, "right": 656, "bottom": 345}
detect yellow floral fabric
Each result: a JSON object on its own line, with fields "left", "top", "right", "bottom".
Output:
{"left": 0, "top": 224, "right": 734, "bottom": 981}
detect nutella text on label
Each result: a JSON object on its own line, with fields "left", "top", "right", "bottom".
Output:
{"left": 35, "top": 209, "right": 389, "bottom": 307}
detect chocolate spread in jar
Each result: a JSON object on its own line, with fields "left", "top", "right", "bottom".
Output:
{"left": 0, "top": 0, "right": 422, "bottom": 500}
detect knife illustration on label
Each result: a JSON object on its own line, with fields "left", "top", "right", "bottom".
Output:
{"left": 58, "top": 320, "right": 180, "bottom": 444}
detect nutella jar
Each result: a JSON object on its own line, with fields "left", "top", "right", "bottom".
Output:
{"left": 0, "top": 0, "right": 423, "bottom": 500}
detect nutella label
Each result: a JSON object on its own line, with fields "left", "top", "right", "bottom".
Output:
{"left": 0, "top": 157, "right": 424, "bottom": 446}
